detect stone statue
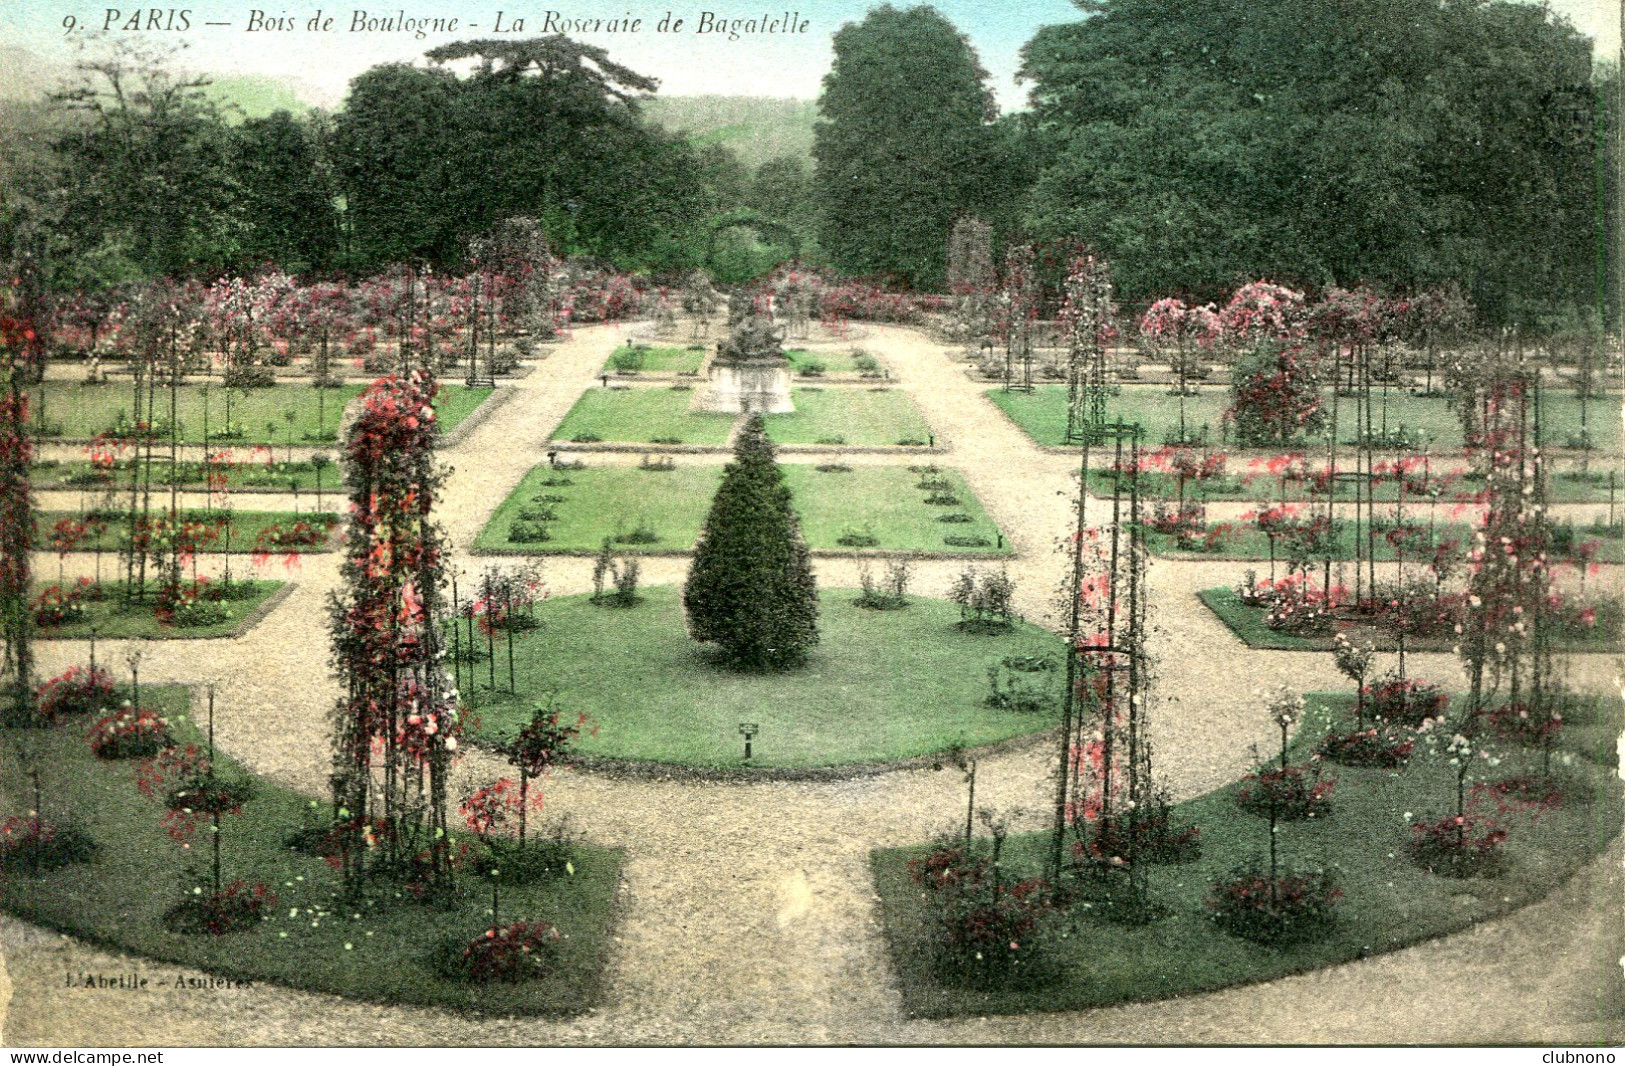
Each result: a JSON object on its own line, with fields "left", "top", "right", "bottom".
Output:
{"left": 692, "top": 291, "right": 794, "bottom": 415}
{"left": 682, "top": 269, "right": 722, "bottom": 342}
{"left": 717, "top": 300, "right": 786, "bottom": 364}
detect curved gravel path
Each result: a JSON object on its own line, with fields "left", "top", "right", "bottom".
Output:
{"left": 3, "top": 322, "right": 1620, "bottom": 1046}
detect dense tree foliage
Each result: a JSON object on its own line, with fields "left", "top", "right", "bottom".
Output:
{"left": 10, "top": 37, "right": 743, "bottom": 284}
{"left": 1, "top": 14, "right": 1614, "bottom": 325}
{"left": 333, "top": 37, "right": 729, "bottom": 273}
{"left": 1019, "top": 0, "right": 1607, "bottom": 323}
{"left": 232, "top": 111, "right": 341, "bottom": 273}
{"left": 684, "top": 415, "right": 819, "bottom": 671}
{"left": 48, "top": 44, "right": 244, "bottom": 281}
{"left": 812, "top": 5, "right": 1009, "bottom": 289}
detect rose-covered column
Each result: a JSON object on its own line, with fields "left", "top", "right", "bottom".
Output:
{"left": 1, "top": 261, "right": 46, "bottom": 720}
{"left": 328, "top": 370, "right": 460, "bottom": 896}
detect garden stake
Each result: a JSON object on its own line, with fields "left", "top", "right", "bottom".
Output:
{"left": 450, "top": 572, "right": 462, "bottom": 692}
{"left": 963, "top": 755, "right": 976, "bottom": 843}
{"left": 486, "top": 590, "right": 497, "bottom": 691}
{"left": 466, "top": 585, "right": 477, "bottom": 673}
{"left": 125, "top": 649, "right": 142, "bottom": 710}
{"left": 505, "top": 586, "right": 516, "bottom": 694}
{"left": 208, "top": 683, "right": 221, "bottom": 896}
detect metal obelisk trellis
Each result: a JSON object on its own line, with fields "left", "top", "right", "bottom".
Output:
{"left": 1053, "top": 418, "right": 1161, "bottom": 916}
{"left": 1062, "top": 254, "right": 1115, "bottom": 444}
{"left": 1001, "top": 244, "right": 1038, "bottom": 394}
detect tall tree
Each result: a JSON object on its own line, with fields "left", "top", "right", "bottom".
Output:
{"left": 49, "top": 40, "right": 243, "bottom": 278}
{"left": 232, "top": 110, "right": 340, "bottom": 273}
{"left": 812, "top": 5, "right": 1001, "bottom": 289}
{"left": 684, "top": 415, "right": 818, "bottom": 670}
{"left": 333, "top": 36, "right": 722, "bottom": 274}
{"left": 331, "top": 63, "right": 462, "bottom": 268}
{"left": 1019, "top": 0, "right": 1602, "bottom": 320}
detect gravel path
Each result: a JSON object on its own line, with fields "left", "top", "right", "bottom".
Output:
{"left": 3, "top": 323, "right": 1620, "bottom": 1046}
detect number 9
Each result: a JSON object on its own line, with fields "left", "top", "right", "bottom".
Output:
{"left": 62, "top": 15, "right": 77, "bottom": 32}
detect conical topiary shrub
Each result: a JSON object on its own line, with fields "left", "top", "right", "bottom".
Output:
{"left": 683, "top": 414, "right": 818, "bottom": 670}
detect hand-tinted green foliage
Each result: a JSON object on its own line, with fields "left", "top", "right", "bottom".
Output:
{"left": 1019, "top": 0, "right": 1606, "bottom": 323}
{"left": 683, "top": 415, "right": 819, "bottom": 670}
{"left": 333, "top": 37, "right": 729, "bottom": 273}
{"left": 28, "top": 37, "right": 742, "bottom": 282}
{"left": 812, "top": 5, "right": 1012, "bottom": 289}
{"left": 232, "top": 111, "right": 341, "bottom": 274}
{"left": 48, "top": 46, "right": 245, "bottom": 280}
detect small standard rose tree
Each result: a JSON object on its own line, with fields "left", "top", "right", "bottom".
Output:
{"left": 1332, "top": 633, "right": 1375, "bottom": 723}
{"left": 501, "top": 705, "right": 589, "bottom": 845}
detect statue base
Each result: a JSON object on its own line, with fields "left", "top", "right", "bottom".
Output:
{"left": 691, "top": 359, "right": 795, "bottom": 415}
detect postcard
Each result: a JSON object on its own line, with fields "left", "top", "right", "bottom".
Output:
{"left": 0, "top": 0, "right": 1619, "bottom": 1049}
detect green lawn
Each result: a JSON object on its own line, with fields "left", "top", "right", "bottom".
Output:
{"left": 0, "top": 688, "right": 622, "bottom": 1014}
{"left": 551, "top": 387, "right": 735, "bottom": 445}
{"left": 764, "top": 388, "right": 933, "bottom": 447}
{"left": 603, "top": 345, "right": 708, "bottom": 375}
{"left": 27, "top": 382, "right": 364, "bottom": 444}
{"left": 786, "top": 349, "right": 878, "bottom": 376}
{"left": 36, "top": 511, "right": 339, "bottom": 554}
{"left": 458, "top": 587, "right": 1062, "bottom": 768}
{"left": 550, "top": 386, "right": 935, "bottom": 448}
{"left": 1086, "top": 467, "right": 1618, "bottom": 505}
{"left": 33, "top": 459, "right": 340, "bottom": 496}
{"left": 989, "top": 386, "right": 1624, "bottom": 453}
{"left": 872, "top": 691, "right": 1623, "bottom": 1018}
{"left": 25, "top": 382, "right": 493, "bottom": 445}
{"left": 433, "top": 384, "right": 497, "bottom": 434}
{"left": 473, "top": 463, "right": 1008, "bottom": 555}
{"left": 1141, "top": 520, "right": 1624, "bottom": 564}
{"left": 1197, "top": 585, "right": 1622, "bottom": 654}
{"left": 29, "top": 579, "right": 285, "bottom": 639}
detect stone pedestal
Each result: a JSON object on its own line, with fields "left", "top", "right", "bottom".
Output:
{"left": 691, "top": 358, "right": 795, "bottom": 414}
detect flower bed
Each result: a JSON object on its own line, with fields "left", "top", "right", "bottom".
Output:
{"left": 1233, "top": 763, "right": 1335, "bottom": 820}
{"left": 1318, "top": 726, "right": 1414, "bottom": 768}
{"left": 870, "top": 690, "right": 1621, "bottom": 1018}
{"left": 1197, "top": 586, "right": 1621, "bottom": 654}
{"left": 162, "top": 880, "right": 277, "bottom": 936}
{"left": 0, "top": 687, "right": 624, "bottom": 1014}
{"left": 34, "top": 665, "right": 117, "bottom": 723}
{"left": 907, "top": 844, "right": 1054, "bottom": 986}
{"left": 474, "top": 464, "right": 1009, "bottom": 557}
{"left": 1208, "top": 865, "right": 1340, "bottom": 945}
{"left": 0, "top": 817, "right": 96, "bottom": 874}
{"left": 1366, "top": 677, "right": 1448, "bottom": 727}
{"left": 35, "top": 511, "right": 338, "bottom": 555}
{"left": 28, "top": 579, "right": 286, "bottom": 641}
{"left": 1407, "top": 813, "right": 1507, "bottom": 878}
{"left": 88, "top": 705, "right": 173, "bottom": 760}
{"left": 433, "top": 919, "right": 563, "bottom": 984}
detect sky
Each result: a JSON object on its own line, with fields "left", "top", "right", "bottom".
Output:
{"left": 1, "top": 0, "right": 1618, "bottom": 110}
